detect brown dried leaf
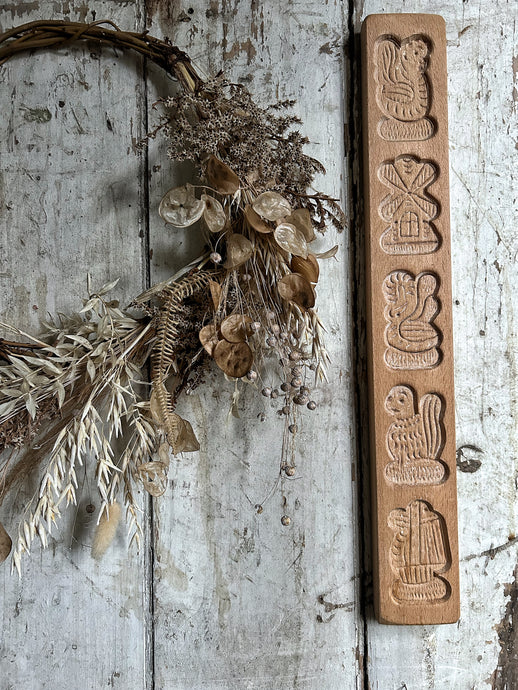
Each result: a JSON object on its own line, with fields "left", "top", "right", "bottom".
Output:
{"left": 244, "top": 204, "right": 272, "bottom": 234}
{"left": 208, "top": 279, "right": 222, "bottom": 311}
{"left": 274, "top": 223, "right": 308, "bottom": 258}
{"left": 285, "top": 208, "right": 315, "bottom": 242}
{"left": 290, "top": 253, "right": 320, "bottom": 284}
{"left": 221, "top": 314, "right": 253, "bottom": 343}
{"left": 202, "top": 194, "right": 227, "bottom": 233}
{"left": 252, "top": 191, "right": 292, "bottom": 221}
{"left": 224, "top": 234, "right": 253, "bottom": 269}
{"left": 0, "top": 522, "right": 12, "bottom": 564}
{"left": 278, "top": 273, "right": 316, "bottom": 310}
{"left": 205, "top": 155, "right": 240, "bottom": 195}
{"left": 213, "top": 340, "right": 254, "bottom": 378}
{"left": 175, "top": 417, "right": 200, "bottom": 453}
{"left": 199, "top": 323, "right": 220, "bottom": 355}
{"left": 159, "top": 184, "right": 205, "bottom": 227}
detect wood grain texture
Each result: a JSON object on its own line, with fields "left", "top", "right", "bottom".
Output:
{"left": 362, "top": 13, "right": 459, "bottom": 625}
{"left": 0, "top": 0, "right": 516, "bottom": 687}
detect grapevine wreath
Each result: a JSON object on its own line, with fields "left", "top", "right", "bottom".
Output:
{"left": 0, "top": 20, "right": 344, "bottom": 572}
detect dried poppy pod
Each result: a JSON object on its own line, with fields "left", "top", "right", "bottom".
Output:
{"left": 274, "top": 223, "right": 308, "bottom": 259}
{"left": 213, "top": 340, "right": 254, "bottom": 378}
{"left": 244, "top": 204, "right": 272, "bottom": 234}
{"left": 252, "top": 191, "right": 292, "bottom": 221}
{"left": 221, "top": 314, "right": 253, "bottom": 343}
{"left": 224, "top": 234, "right": 253, "bottom": 268}
{"left": 159, "top": 184, "right": 206, "bottom": 227}
{"left": 205, "top": 155, "right": 240, "bottom": 195}
{"left": 278, "top": 273, "right": 316, "bottom": 310}
{"left": 0, "top": 522, "right": 12, "bottom": 564}
{"left": 284, "top": 207, "right": 315, "bottom": 243}
{"left": 199, "top": 323, "right": 220, "bottom": 355}
{"left": 290, "top": 253, "right": 319, "bottom": 284}
{"left": 202, "top": 194, "right": 227, "bottom": 233}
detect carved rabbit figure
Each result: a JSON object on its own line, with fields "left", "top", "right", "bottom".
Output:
{"left": 374, "top": 35, "right": 435, "bottom": 141}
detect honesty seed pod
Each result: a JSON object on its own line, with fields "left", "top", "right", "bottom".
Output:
{"left": 244, "top": 204, "right": 272, "bottom": 234}
{"left": 284, "top": 207, "right": 315, "bottom": 243}
{"left": 202, "top": 194, "right": 227, "bottom": 233}
{"left": 0, "top": 522, "right": 12, "bottom": 564}
{"left": 159, "top": 184, "right": 206, "bottom": 227}
{"left": 213, "top": 340, "right": 254, "bottom": 378}
{"left": 290, "top": 253, "right": 320, "bottom": 284}
{"left": 277, "top": 273, "right": 316, "bottom": 310}
{"left": 274, "top": 223, "right": 308, "bottom": 259}
{"left": 252, "top": 191, "right": 292, "bottom": 221}
{"left": 221, "top": 314, "right": 253, "bottom": 343}
{"left": 205, "top": 155, "right": 241, "bottom": 195}
{"left": 224, "top": 234, "right": 253, "bottom": 269}
{"left": 199, "top": 323, "right": 220, "bottom": 355}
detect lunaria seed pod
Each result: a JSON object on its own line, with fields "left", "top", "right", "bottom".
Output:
{"left": 290, "top": 253, "right": 319, "bottom": 284}
{"left": 0, "top": 521, "right": 12, "bottom": 564}
{"left": 277, "top": 273, "right": 316, "bottom": 310}
{"left": 199, "top": 323, "right": 220, "bottom": 356}
{"left": 159, "top": 184, "right": 205, "bottom": 227}
{"left": 224, "top": 234, "right": 253, "bottom": 269}
{"left": 205, "top": 155, "right": 240, "bottom": 195}
{"left": 244, "top": 204, "right": 272, "bottom": 233}
{"left": 284, "top": 207, "right": 315, "bottom": 243}
{"left": 221, "top": 314, "right": 253, "bottom": 343}
{"left": 213, "top": 340, "right": 253, "bottom": 378}
{"left": 274, "top": 223, "right": 308, "bottom": 259}
{"left": 252, "top": 191, "right": 292, "bottom": 221}
{"left": 202, "top": 194, "right": 227, "bottom": 233}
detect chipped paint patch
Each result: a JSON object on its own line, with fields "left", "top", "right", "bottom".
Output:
{"left": 490, "top": 565, "right": 518, "bottom": 688}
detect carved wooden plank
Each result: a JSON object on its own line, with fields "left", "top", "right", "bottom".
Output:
{"left": 362, "top": 13, "right": 460, "bottom": 624}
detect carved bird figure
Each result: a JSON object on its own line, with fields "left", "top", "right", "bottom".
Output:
{"left": 375, "top": 37, "right": 430, "bottom": 122}
{"left": 384, "top": 385, "right": 445, "bottom": 484}
{"left": 383, "top": 271, "right": 439, "bottom": 354}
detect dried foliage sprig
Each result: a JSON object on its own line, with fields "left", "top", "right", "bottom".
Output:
{"left": 0, "top": 20, "right": 344, "bottom": 571}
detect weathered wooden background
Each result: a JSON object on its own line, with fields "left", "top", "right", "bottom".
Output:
{"left": 0, "top": 0, "right": 516, "bottom": 688}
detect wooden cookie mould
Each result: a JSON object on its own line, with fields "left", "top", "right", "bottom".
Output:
{"left": 361, "top": 14, "right": 460, "bottom": 625}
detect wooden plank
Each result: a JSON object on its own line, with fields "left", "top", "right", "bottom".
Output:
{"left": 355, "top": 0, "right": 518, "bottom": 684}
{"left": 361, "top": 13, "right": 459, "bottom": 625}
{"left": 0, "top": 3, "right": 151, "bottom": 689}
{"left": 144, "top": 1, "right": 365, "bottom": 687}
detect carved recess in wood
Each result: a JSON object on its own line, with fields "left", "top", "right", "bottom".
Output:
{"left": 383, "top": 270, "right": 441, "bottom": 370}
{"left": 374, "top": 35, "right": 435, "bottom": 141}
{"left": 378, "top": 155, "right": 440, "bottom": 254}
{"left": 388, "top": 500, "right": 451, "bottom": 605}
{"left": 384, "top": 385, "right": 446, "bottom": 485}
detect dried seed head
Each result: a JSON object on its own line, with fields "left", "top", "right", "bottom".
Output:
{"left": 281, "top": 405, "right": 290, "bottom": 415}
{"left": 159, "top": 184, "right": 205, "bottom": 227}
{"left": 221, "top": 314, "right": 253, "bottom": 343}
{"left": 250, "top": 321, "right": 261, "bottom": 332}
{"left": 271, "top": 389, "right": 279, "bottom": 399}
{"left": 246, "top": 370, "right": 258, "bottom": 382}
{"left": 300, "top": 386, "right": 310, "bottom": 396}
{"left": 294, "top": 394, "right": 309, "bottom": 406}
{"left": 288, "top": 424, "right": 297, "bottom": 434}
{"left": 262, "top": 387, "right": 272, "bottom": 397}
{"left": 86, "top": 504, "right": 96, "bottom": 514}
{"left": 291, "top": 377, "right": 302, "bottom": 387}
{"left": 285, "top": 466, "right": 296, "bottom": 477}
{"left": 291, "top": 366, "right": 302, "bottom": 377}
{"left": 255, "top": 504, "right": 264, "bottom": 514}
{"left": 271, "top": 323, "right": 280, "bottom": 334}
{"left": 280, "top": 382, "right": 290, "bottom": 392}
{"left": 307, "top": 400, "right": 317, "bottom": 410}
{"left": 210, "top": 251, "right": 222, "bottom": 263}
{"left": 252, "top": 191, "right": 292, "bottom": 221}
{"left": 202, "top": 194, "right": 227, "bottom": 232}
{"left": 289, "top": 350, "right": 302, "bottom": 362}
{"left": 205, "top": 155, "right": 240, "bottom": 194}
{"left": 281, "top": 515, "right": 291, "bottom": 526}
{"left": 266, "top": 336, "right": 277, "bottom": 347}
{"left": 213, "top": 340, "right": 253, "bottom": 378}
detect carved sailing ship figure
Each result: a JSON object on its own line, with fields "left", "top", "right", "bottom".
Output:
{"left": 384, "top": 385, "right": 446, "bottom": 485}
{"left": 388, "top": 500, "right": 450, "bottom": 604}
{"left": 374, "top": 35, "right": 435, "bottom": 141}
{"left": 383, "top": 270, "right": 441, "bottom": 369}
{"left": 378, "top": 155, "right": 440, "bottom": 254}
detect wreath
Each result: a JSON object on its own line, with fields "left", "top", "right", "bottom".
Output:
{"left": 0, "top": 21, "right": 344, "bottom": 571}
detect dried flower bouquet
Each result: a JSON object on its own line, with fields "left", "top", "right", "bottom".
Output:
{"left": 0, "top": 20, "right": 344, "bottom": 572}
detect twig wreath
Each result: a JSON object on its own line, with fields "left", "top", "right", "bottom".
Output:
{"left": 0, "top": 20, "right": 344, "bottom": 572}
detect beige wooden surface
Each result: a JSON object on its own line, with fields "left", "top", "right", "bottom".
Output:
{"left": 0, "top": 0, "right": 516, "bottom": 688}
